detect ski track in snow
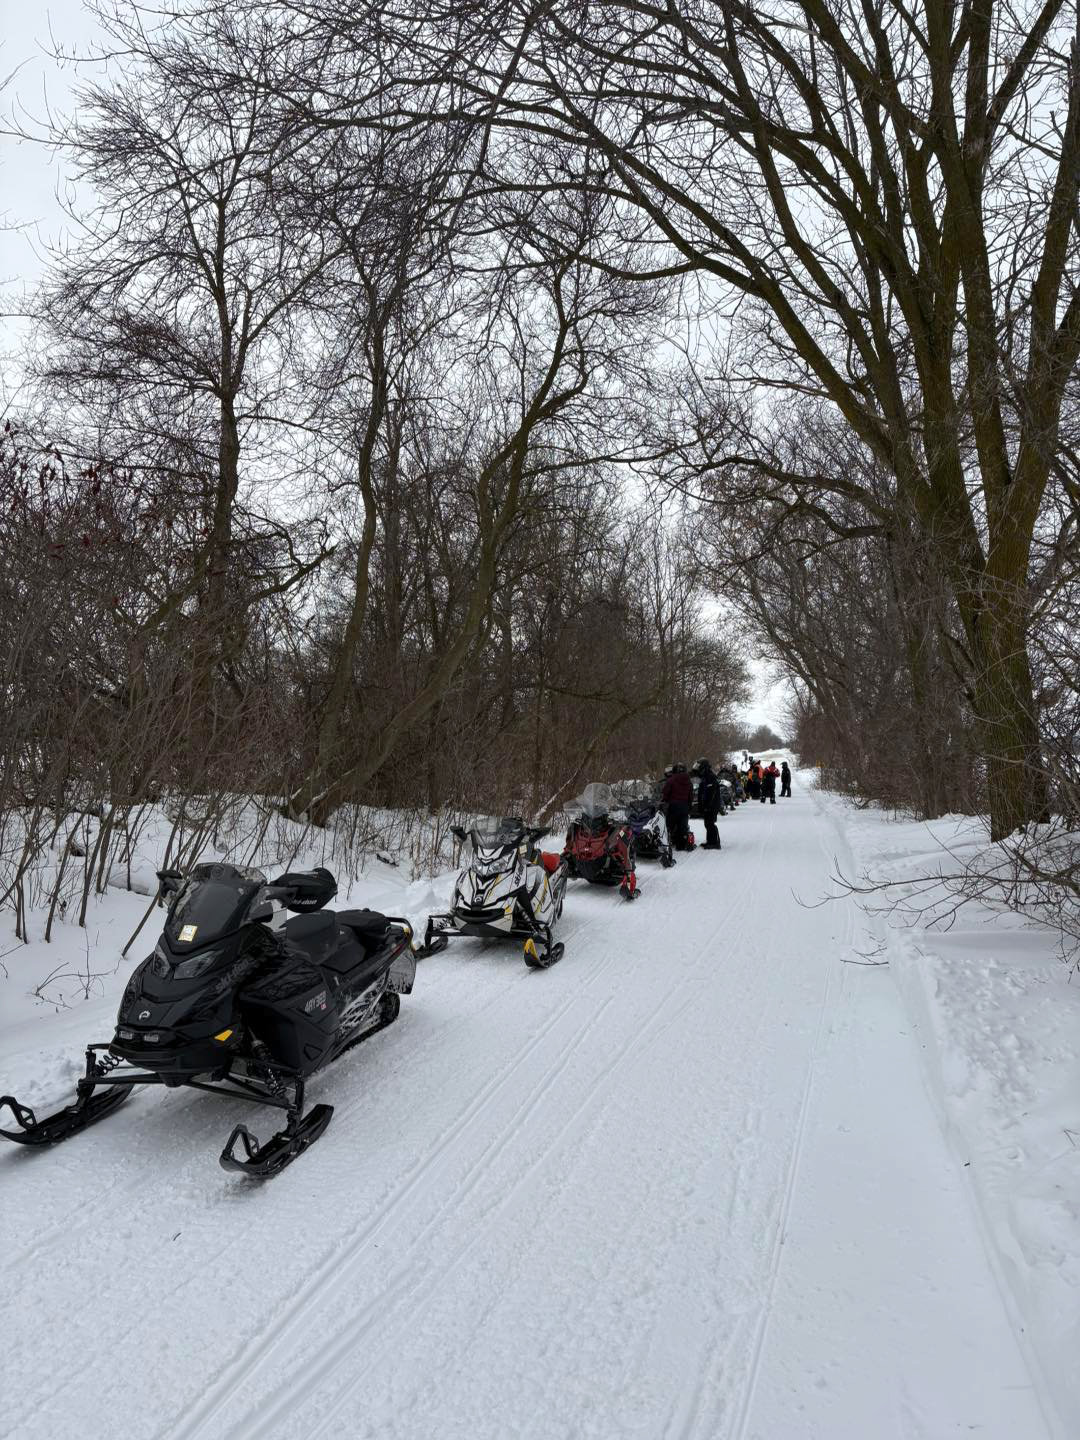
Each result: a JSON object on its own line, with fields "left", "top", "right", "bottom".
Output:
{"left": 1, "top": 786, "right": 1056, "bottom": 1440}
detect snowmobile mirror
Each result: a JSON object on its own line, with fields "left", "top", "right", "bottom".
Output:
{"left": 156, "top": 869, "right": 184, "bottom": 895}
{"left": 450, "top": 825, "right": 466, "bottom": 841}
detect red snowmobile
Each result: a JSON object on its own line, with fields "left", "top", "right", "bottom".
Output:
{"left": 562, "top": 784, "right": 639, "bottom": 900}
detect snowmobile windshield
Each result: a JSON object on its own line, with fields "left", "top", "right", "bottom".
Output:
{"left": 570, "top": 783, "right": 615, "bottom": 819}
{"left": 468, "top": 818, "right": 527, "bottom": 852}
{"left": 471, "top": 835, "right": 526, "bottom": 880}
{"left": 165, "top": 866, "right": 268, "bottom": 948}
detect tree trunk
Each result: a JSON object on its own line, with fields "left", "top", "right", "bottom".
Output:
{"left": 189, "top": 393, "right": 241, "bottom": 761}
{"left": 971, "top": 611, "right": 1048, "bottom": 841}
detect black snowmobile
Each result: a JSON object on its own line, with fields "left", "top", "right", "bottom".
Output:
{"left": 0, "top": 862, "right": 416, "bottom": 1178}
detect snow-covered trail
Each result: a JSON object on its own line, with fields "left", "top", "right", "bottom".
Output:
{"left": 1, "top": 787, "right": 1055, "bottom": 1439}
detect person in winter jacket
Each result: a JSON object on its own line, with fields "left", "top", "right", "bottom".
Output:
{"left": 661, "top": 764, "right": 694, "bottom": 850}
{"left": 691, "top": 759, "right": 722, "bottom": 849}
{"left": 762, "top": 761, "right": 779, "bottom": 804}
{"left": 746, "top": 760, "right": 762, "bottom": 801}
{"left": 780, "top": 761, "right": 792, "bottom": 798}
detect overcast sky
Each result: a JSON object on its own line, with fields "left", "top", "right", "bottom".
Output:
{"left": 0, "top": 0, "right": 100, "bottom": 395}
{"left": 0, "top": 0, "right": 787, "bottom": 734}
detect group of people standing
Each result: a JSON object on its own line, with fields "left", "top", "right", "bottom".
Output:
{"left": 743, "top": 757, "right": 792, "bottom": 804}
{"left": 658, "top": 755, "right": 794, "bottom": 854}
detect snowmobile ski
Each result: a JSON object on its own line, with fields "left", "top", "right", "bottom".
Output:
{"left": 524, "top": 938, "right": 565, "bottom": 969}
{"left": 416, "top": 923, "right": 450, "bottom": 958}
{"left": 0, "top": 1083, "right": 131, "bottom": 1147}
{"left": 219, "top": 1102, "right": 334, "bottom": 1179}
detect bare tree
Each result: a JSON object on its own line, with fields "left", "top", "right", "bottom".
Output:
{"left": 347, "top": 0, "right": 1080, "bottom": 839}
{"left": 33, "top": 3, "right": 337, "bottom": 741}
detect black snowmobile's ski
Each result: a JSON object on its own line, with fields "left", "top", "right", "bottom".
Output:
{"left": 0, "top": 1084, "right": 131, "bottom": 1147}
{"left": 219, "top": 1103, "right": 334, "bottom": 1179}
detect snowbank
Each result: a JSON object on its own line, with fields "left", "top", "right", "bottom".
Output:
{"left": 0, "top": 798, "right": 460, "bottom": 1022}
{"left": 818, "top": 795, "right": 1080, "bottom": 1436}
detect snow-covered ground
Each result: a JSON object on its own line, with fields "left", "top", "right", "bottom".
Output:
{"left": 830, "top": 800, "right": 1080, "bottom": 1437}
{"left": 1, "top": 776, "right": 1073, "bottom": 1438}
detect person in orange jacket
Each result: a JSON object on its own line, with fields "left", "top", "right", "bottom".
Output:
{"left": 746, "top": 759, "right": 762, "bottom": 800}
{"left": 762, "top": 761, "right": 780, "bottom": 804}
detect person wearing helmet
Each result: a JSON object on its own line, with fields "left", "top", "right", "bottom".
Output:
{"left": 780, "top": 760, "right": 792, "bottom": 797}
{"left": 691, "top": 758, "right": 722, "bottom": 849}
{"left": 661, "top": 763, "right": 694, "bottom": 850}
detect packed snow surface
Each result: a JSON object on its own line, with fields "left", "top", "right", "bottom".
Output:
{"left": 1, "top": 778, "right": 1069, "bottom": 1438}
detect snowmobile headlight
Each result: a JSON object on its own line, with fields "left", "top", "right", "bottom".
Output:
{"left": 121, "top": 965, "right": 145, "bottom": 1009}
{"left": 149, "top": 943, "right": 170, "bottom": 977}
{"left": 174, "top": 946, "right": 224, "bottom": 979}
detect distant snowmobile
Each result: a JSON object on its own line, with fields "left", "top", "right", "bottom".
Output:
{"left": 621, "top": 796, "right": 675, "bottom": 868}
{"left": 0, "top": 863, "right": 416, "bottom": 1178}
{"left": 563, "top": 783, "right": 640, "bottom": 899}
{"left": 418, "top": 818, "right": 568, "bottom": 968}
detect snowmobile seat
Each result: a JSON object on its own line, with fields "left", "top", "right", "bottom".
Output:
{"left": 336, "top": 908, "right": 392, "bottom": 954}
{"left": 322, "top": 941, "right": 395, "bottom": 992}
{"left": 284, "top": 911, "right": 339, "bottom": 966}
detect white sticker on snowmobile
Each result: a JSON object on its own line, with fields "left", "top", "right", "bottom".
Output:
{"left": 179, "top": 924, "right": 198, "bottom": 942}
